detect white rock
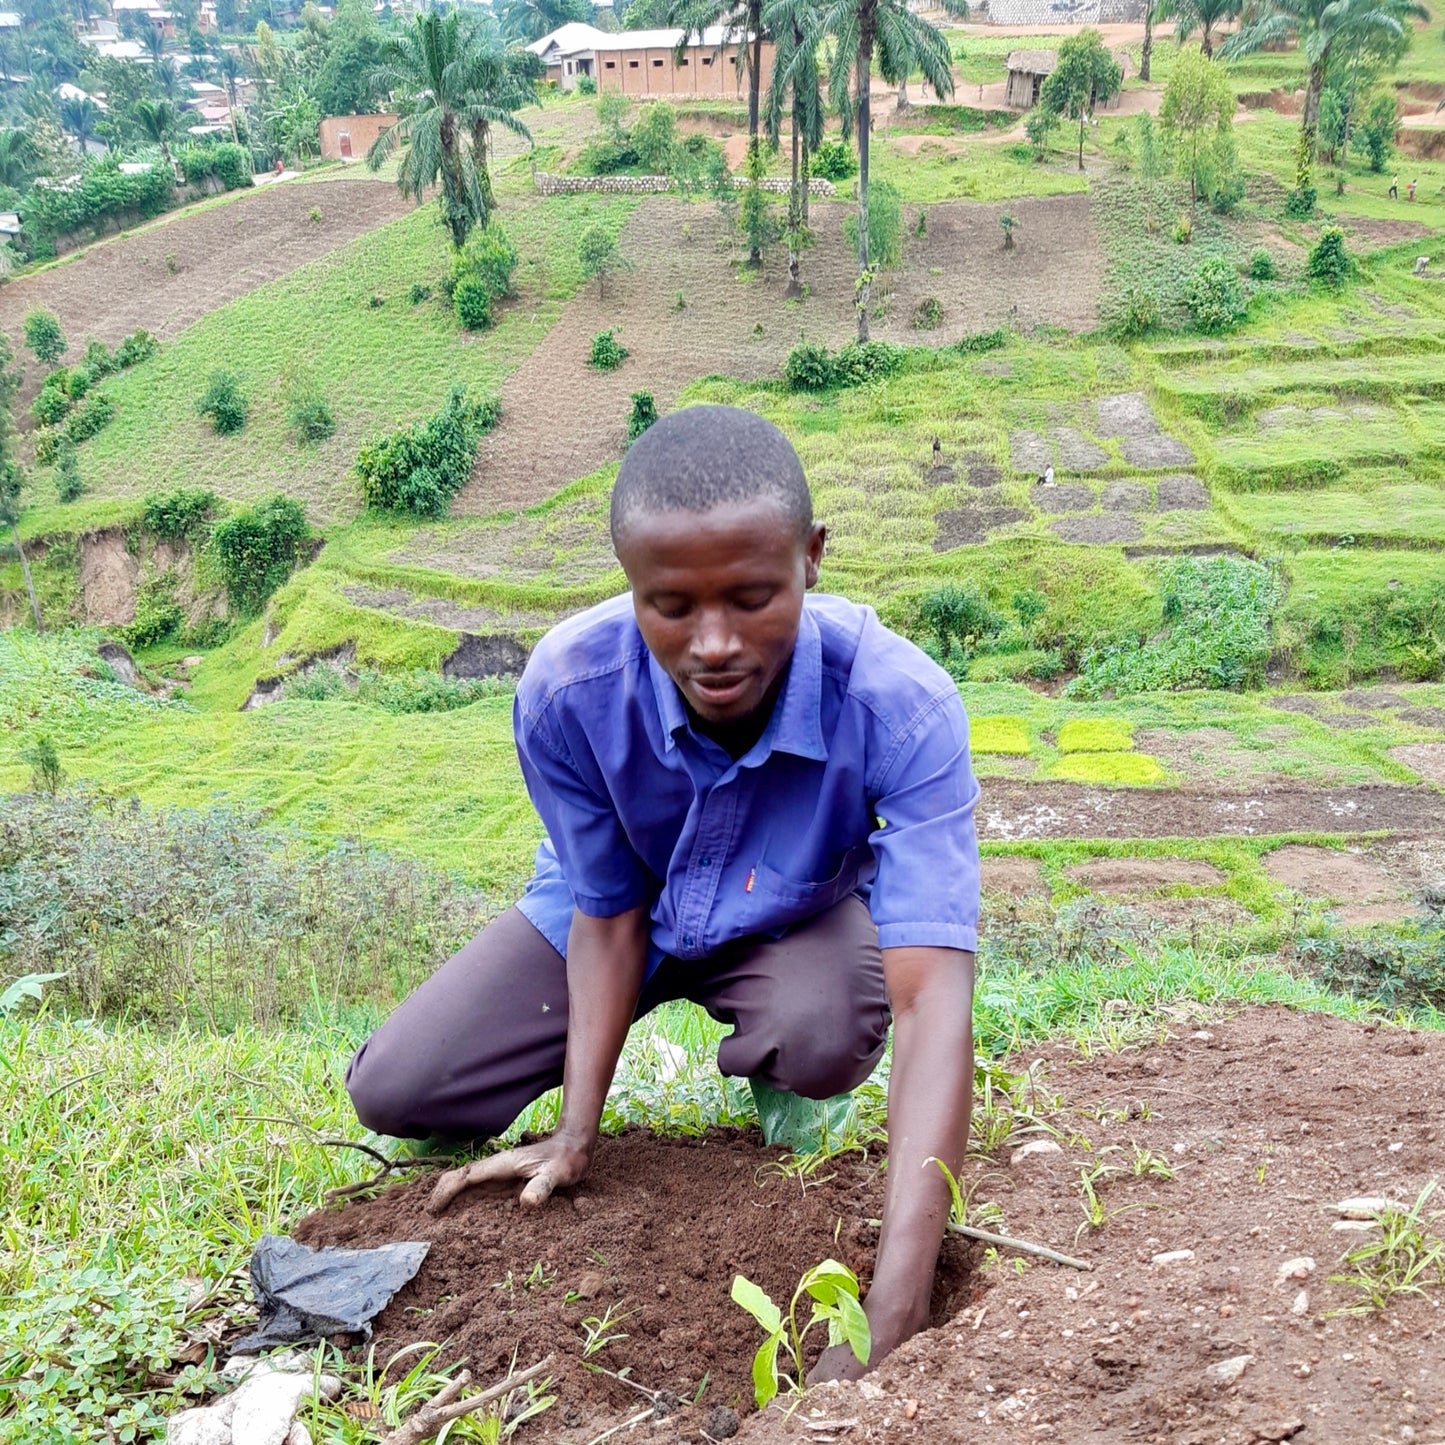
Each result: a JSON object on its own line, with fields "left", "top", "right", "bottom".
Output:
{"left": 1206, "top": 1354, "right": 1253, "bottom": 1384}
{"left": 286, "top": 1425, "right": 312, "bottom": 1445}
{"left": 1331, "top": 1220, "right": 1380, "bottom": 1233}
{"left": 1332, "top": 1197, "right": 1403, "bottom": 1219}
{"left": 166, "top": 1406, "right": 234, "bottom": 1445}
{"left": 1189, "top": 1031, "right": 1214, "bottom": 1043}
{"left": 1275, "top": 1256, "right": 1315, "bottom": 1284}
{"left": 1152, "top": 1249, "right": 1195, "bottom": 1266}
{"left": 1292, "top": 1290, "right": 1309, "bottom": 1316}
{"left": 228, "top": 1373, "right": 316, "bottom": 1445}
{"left": 858, "top": 1380, "right": 885, "bottom": 1402}
{"left": 1010, "top": 1140, "right": 1063, "bottom": 1166}
{"left": 222, "top": 1352, "right": 311, "bottom": 1382}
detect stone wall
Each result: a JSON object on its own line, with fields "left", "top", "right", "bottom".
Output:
{"left": 532, "top": 171, "right": 836, "bottom": 197}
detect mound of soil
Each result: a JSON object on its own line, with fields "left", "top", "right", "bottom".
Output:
{"left": 293, "top": 1008, "right": 1445, "bottom": 1445}
{"left": 1319, "top": 712, "right": 1380, "bottom": 731}
{"left": 1262, "top": 844, "right": 1403, "bottom": 902}
{"left": 1050, "top": 515, "right": 1143, "bottom": 544}
{"left": 1398, "top": 708, "right": 1445, "bottom": 731}
{"left": 1030, "top": 482, "right": 1096, "bottom": 514}
{"left": 1066, "top": 857, "right": 1225, "bottom": 893}
{"left": 1094, "top": 392, "right": 1160, "bottom": 438}
{"left": 1156, "top": 475, "right": 1212, "bottom": 511}
{"left": 1102, "top": 481, "right": 1153, "bottom": 513}
{"left": 1340, "top": 690, "right": 1410, "bottom": 710}
{"left": 1390, "top": 744, "right": 1445, "bottom": 787}
{"left": 1122, "top": 435, "right": 1196, "bottom": 469}
{"left": 980, "top": 856, "right": 1048, "bottom": 897}
{"left": 933, "top": 507, "right": 1028, "bottom": 549}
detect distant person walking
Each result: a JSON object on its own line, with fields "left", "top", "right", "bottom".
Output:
{"left": 1389, "top": 175, "right": 1399, "bottom": 200}
{"left": 1407, "top": 178, "right": 1417, "bottom": 202}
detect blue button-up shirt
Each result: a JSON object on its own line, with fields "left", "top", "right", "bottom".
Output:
{"left": 514, "top": 592, "right": 979, "bottom": 975}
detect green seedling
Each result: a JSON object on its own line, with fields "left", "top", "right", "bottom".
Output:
{"left": 928, "top": 1155, "right": 1004, "bottom": 1233}
{"left": 1127, "top": 1146, "right": 1175, "bottom": 1179}
{"left": 1330, "top": 1183, "right": 1445, "bottom": 1313}
{"left": 579, "top": 1303, "right": 637, "bottom": 1358}
{"left": 731, "top": 1260, "right": 870, "bottom": 1408}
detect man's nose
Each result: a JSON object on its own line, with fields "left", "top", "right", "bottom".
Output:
{"left": 692, "top": 609, "right": 738, "bottom": 665}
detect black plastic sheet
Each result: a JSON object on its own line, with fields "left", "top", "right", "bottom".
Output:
{"left": 230, "top": 1233, "right": 430, "bottom": 1353}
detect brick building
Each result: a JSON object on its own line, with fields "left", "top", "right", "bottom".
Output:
{"left": 319, "top": 113, "right": 397, "bottom": 162}
{"left": 528, "top": 22, "right": 770, "bottom": 99}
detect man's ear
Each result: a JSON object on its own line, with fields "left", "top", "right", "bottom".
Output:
{"left": 803, "top": 523, "right": 826, "bottom": 589}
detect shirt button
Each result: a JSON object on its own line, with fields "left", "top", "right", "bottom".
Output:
{"left": 700, "top": 856, "right": 711, "bottom": 867}
{"left": 684, "top": 935, "right": 694, "bottom": 947}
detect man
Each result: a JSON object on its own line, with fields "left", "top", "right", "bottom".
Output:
{"left": 347, "top": 405, "right": 979, "bottom": 1377}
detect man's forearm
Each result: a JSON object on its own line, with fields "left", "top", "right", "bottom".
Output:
{"left": 868, "top": 947, "right": 975, "bottom": 1353}
{"left": 555, "top": 904, "right": 651, "bottom": 1149}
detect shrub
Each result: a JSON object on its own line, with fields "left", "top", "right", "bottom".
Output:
{"left": 115, "top": 328, "right": 159, "bottom": 368}
{"left": 1184, "top": 256, "right": 1245, "bottom": 333}
{"left": 833, "top": 340, "right": 904, "bottom": 386}
{"left": 1300, "top": 924, "right": 1445, "bottom": 1014}
{"left": 122, "top": 571, "right": 184, "bottom": 648}
{"left": 1248, "top": 247, "right": 1278, "bottom": 280}
{"left": 577, "top": 134, "right": 641, "bottom": 175}
{"left": 596, "top": 89, "right": 629, "bottom": 137}
{"left": 179, "top": 146, "right": 216, "bottom": 185}
{"left": 917, "top": 584, "right": 1003, "bottom": 662}
{"left": 211, "top": 142, "right": 251, "bottom": 190}
{"left": 142, "top": 486, "right": 217, "bottom": 540}
{"left": 627, "top": 390, "right": 657, "bottom": 445}
{"left": 999, "top": 213, "right": 1015, "bottom": 249}
{"left": 453, "top": 277, "right": 494, "bottom": 330}
{"left": 288, "top": 385, "right": 335, "bottom": 442}
{"left": 1115, "top": 283, "right": 1161, "bottom": 338}
{"left": 211, "top": 493, "right": 309, "bottom": 612}
{"left": 590, "top": 328, "right": 628, "bottom": 369}
{"left": 196, "top": 370, "right": 248, "bottom": 434}
{"left": 1171, "top": 213, "right": 1193, "bottom": 245}
{"left": 1359, "top": 93, "right": 1397, "bottom": 173}
{"left": 33, "top": 426, "right": 62, "bottom": 466}
{"left": 783, "top": 339, "right": 835, "bottom": 391}
{"left": 23, "top": 309, "right": 65, "bottom": 366}
{"left": 811, "top": 139, "right": 856, "bottom": 180}
{"left": 64, "top": 392, "right": 115, "bottom": 443}
{"left": 843, "top": 178, "right": 903, "bottom": 271}
{"left": 455, "top": 224, "right": 519, "bottom": 304}
{"left": 632, "top": 100, "right": 679, "bottom": 173}
{"left": 913, "top": 296, "right": 943, "bottom": 330}
{"left": 579, "top": 223, "right": 627, "bottom": 297}
{"left": 32, "top": 378, "right": 72, "bottom": 426}
{"left": 55, "top": 443, "right": 82, "bottom": 502}
{"left": 1024, "top": 108, "right": 1057, "bottom": 158}
{"left": 952, "top": 327, "right": 1008, "bottom": 355}
{"left": 356, "top": 383, "right": 501, "bottom": 516}
{"left": 1307, "top": 225, "right": 1353, "bottom": 289}
{"left": 1284, "top": 185, "right": 1316, "bottom": 218}
{"left": 24, "top": 157, "right": 174, "bottom": 239}
{"left": 576, "top": 73, "right": 597, "bottom": 96}
{"left": 408, "top": 281, "right": 432, "bottom": 304}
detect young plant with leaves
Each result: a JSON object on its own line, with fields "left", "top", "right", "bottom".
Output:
{"left": 1159, "top": 45, "right": 1234, "bottom": 217}
{"left": 1038, "top": 28, "right": 1123, "bottom": 172}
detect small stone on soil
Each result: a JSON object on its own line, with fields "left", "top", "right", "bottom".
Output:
{"left": 1011, "top": 1140, "right": 1064, "bottom": 1166}
{"left": 705, "top": 1405, "right": 739, "bottom": 1439}
{"left": 1332, "top": 1196, "right": 1403, "bottom": 1218}
{"left": 1206, "top": 1353, "right": 1253, "bottom": 1384}
{"left": 1152, "top": 1249, "right": 1195, "bottom": 1265}
{"left": 1275, "top": 1256, "right": 1315, "bottom": 1283}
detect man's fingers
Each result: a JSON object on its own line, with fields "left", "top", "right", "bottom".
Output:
{"left": 427, "top": 1161, "right": 487, "bottom": 1216}
{"left": 519, "top": 1171, "right": 557, "bottom": 1211}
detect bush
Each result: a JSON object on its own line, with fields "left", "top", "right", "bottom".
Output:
{"left": 1184, "top": 256, "right": 1245, "bottom": 333}
{"left": 833, "top": 339, "right": 904, "bottom": 386}
{"left": 811, "top": 139, "right": 856, "bottom": 180}
{"left": 453, "top": 277, "right": 494, "bottom": 330}
{"left": 288, "top": 385, "right": 335, "bottom": 442}
{"left": 1171, "top": 213, "right": 1193, "bottom": 245}
{"left": 843, "top": 178, "right": 903, "bottom": 271}
{"left": 211, "top": 142, "right": 252, "bottom": 190}
{"left": 1248, "top": 247, "right": 1278, "bottom": 281}
{"left": 142, "top": 486, "right": 217, "bottom": 540}
{"left": 33, "top": 426, "right": 62, "bottom": 466}
{"left": 122, "top": 571, "right": 184, "bottom": 648}
{"left": 1283, "top": 185, "right": 1316, "bottom": 218}
{"left": 408, "top": 281, "right": 432, "bottom": 304}
{"left": 115, "top": 328, "right": 159, "bottom": 369}
{"left": 23, "top": 309, "right": 65, "bottom": 366}
{"left": 578, "top": 135, "right": 640, "bottom": 174}
{"left": 24, "top": 157, "right": 174, "bottom": 238}
{"left": 55, "top": 443, "right": 82, "bottom": 502}
{"left": 589, "top": 328, "right": 628, "bottom": 369}
{"left": 179, "top": 146, "right": 216, "bottom": 185}
{"left": 632, "top": 100, "right": 679, "bottom": 173}
{"left": 31, "top": 377, "right": 72, "bottom": 426}
{"left": 196, "top": 370, "right": 247, "bottom": 434}
{"left": 627, "top": 390, "right": 657, "bottom": 445}
{"left": 1359, "top": 93, "right": 1397, "bottom": 173}
{"left": 1114, "top": 283, "right": 1161, "bottom": 337}
{"left": 579, "top": 223, "right": 628, "bottom": 296}
{"left": 1307, "top": 225, "right": 1353, "bottom": 289}
{"left": 64, "top": 392, "right": 115, "bottom": 444}
{"left": 1024, "top": 108, "right": 1058, "bottom": 158}
{"left": 917, "top": 584, "right": 1004, "bottom": 663}
{"left": 211, "top": 493, "right": 309, "bottom": 613}
{"left": 913, "top": 296, "right": 943, "bottom": 330}
{"left": 455, "top": 224, "right": 519, "bottom": 304}
{"left": 356, "top": 383, "right": 501, "bottom": 516}
{"left": 1300, "top": 924, "right": 1445, "bottom": 1014}
{"left": 783, "top": 339, "right": 835, "bottom": 391}
{"left": 952, "top": 327, "right": 1008, "bottom": 354}
{"left": 576, "top": 74, "right": 597, "bottom": 96}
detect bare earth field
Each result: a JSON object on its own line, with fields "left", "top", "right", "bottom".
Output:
{"left": 295, "top": 1006, "right": 1445, "bottom": 1445}
{"left": 0, "top": 179, "right": 411, "bottom": 403}
{"left": 458, "top": 192, "right": 1102, "bottom": 515}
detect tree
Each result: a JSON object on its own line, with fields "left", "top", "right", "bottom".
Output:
{"left": 367, "top": 9, "right": 533, "bottom": 249}
{"left": 157, "top": 56, "right": 183, "bottom": 103}
{"left": 58, "top": 92, "right": 101, "bottom": 151}
{"left": 0, "top": 127, "right": 37, "bottom": 189}
{"left": 1223, "top": 0, "right": 1426, "bottom": 159}
{"left": 1140, "top": 0, "right": 1160, "bottom": 79}
{"left": 579, "top": 223, "right": 627, "bottom": 297}
{"left": 497, "top": 0, "right": 590, "bottom": 42}
{"left": 1357, "top": 90, "right": 1397, "bottom": 170}
{"left": 457, "top": 12, "right": 538, "bottom": 214}
{"left": 1038, "top": 28, "right": 1122, "bottom": 171}
{"left": 23, "top": 309, "right": 65, "bottom": 367}
{"left": 218, "top": 47, "right": 244, "bottom": 143}
{"left": 143, "top": 23, "right": 166, "bottom": 65}
{"left": 763, "top": 0, "right": 825, "bottom": 292}
{"left": 313, "top": 0, "right": 383, "bottom": 115}
{"left": 266, "top": 92, "right": 321, "bottom": 162}
{"left": 132, "top": 97, "right": 179, "bottom": 172}
{"left": 822, "top": 0, "right": 963, "bottom": 341}
{"left": 1161, "top": 0, "right": 1240, "bottom": 56}
{"left": 0, "top": 335, "right": 39, "bottom": 632}
{"left": 1159, "top": 44, "right": 1233, "bottom": 215}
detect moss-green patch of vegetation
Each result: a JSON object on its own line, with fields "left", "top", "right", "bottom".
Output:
{"left": 971, "top": 715, "right": 1032, "bottom": 754}
{"left": 1045, "top": 750, "right": 1167, "bottom": 785}
{"left": 1057, "top": 717, "right": 1135, "bottom": 753}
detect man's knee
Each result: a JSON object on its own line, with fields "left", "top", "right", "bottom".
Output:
{"left": 752, "top": 990, "right": 889, "bottom": 1098}
{"left": 345, "top": 1039, "right": 429, "bottom": 1139}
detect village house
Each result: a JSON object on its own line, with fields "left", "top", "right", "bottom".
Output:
{"left": 528, "top": 21, "right": 772, "bottom": 99}
{"left": 319, "top": 112, "right": 396, "bottom": 162}
{"left": 1004, "top": 48, "right": 1057, "bottom": 108}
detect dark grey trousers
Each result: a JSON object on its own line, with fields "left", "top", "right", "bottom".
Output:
{"left": 346, "top": 894, "right": 892, "bottom": 1141}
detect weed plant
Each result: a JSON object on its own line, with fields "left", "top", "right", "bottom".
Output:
{"left": 1298, "top": 923, "right": 1445, "bottom": 1014}
{"left": 283, "top": 665, "right": 509, "bottom": 714}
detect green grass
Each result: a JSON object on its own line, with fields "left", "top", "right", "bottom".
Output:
{"left": 1058, "top": 718, "right": 1135, "bottom": 753}
{"left": 972, "top": 715, "right": 1032, "bottom": 754}
{"left": 1046, "top": 750, "right": 1167, "bottom": 785}
{"left": 46, "top": 191, "right": 638, "bottom": 524}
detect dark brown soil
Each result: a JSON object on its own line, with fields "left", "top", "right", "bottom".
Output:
{"left": 1156, "top": 475, "right": 1212, "bottom": 511}
{"left": 1030, "top": 482, "right": 1096, "bottom": 514}
{"left": 293, "top": 1130, "right": 981, "bottom": 1434}
{"left": 293, "top": 1008, "right": 1445, "bottom": 1445}
{"left": 1103, "top": 481, "right": 1153, "bottom": 512}
{"left": 1066, "top": 857, "right": 1226, "bottom": 892}
{"left": 975, "top": 782, "right": 1445, "bottom": 841}
{"left": 933, "top": 507, "right": 1028, "bottom": 549}
{"left": 1051, "top": 514, "right": 1143, "bottom": 544}
{"left": 0, "top": 180, "right": 410, "bottom": 407}
{"left": 1398, "top": 708, "right": 1445, "bottom": 731}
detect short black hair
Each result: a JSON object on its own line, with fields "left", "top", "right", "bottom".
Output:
{"left": 610, "top": 404, "right": 812, "bottom": 542}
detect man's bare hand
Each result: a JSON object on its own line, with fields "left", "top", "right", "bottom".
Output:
{"left": 807, "top": 1341, "right": 872, "bottom": 1387}
{"left": 427, "top": 1134, "right": 593, "bottom": 1216}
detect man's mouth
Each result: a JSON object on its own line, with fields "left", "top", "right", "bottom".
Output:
{"left": 687, "top": 673, "right": 752, "bottom": 707}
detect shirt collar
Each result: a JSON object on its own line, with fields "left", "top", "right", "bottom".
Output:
{"left": 647, "top": 604, "right": 827, "bottom": 762}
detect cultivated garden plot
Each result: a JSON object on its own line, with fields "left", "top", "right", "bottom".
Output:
{"left": 290, "top": 1007, "right": 1445, "bottom": 1445}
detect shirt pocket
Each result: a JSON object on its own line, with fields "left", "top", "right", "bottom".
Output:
{"left": 752, "top": 845, "right": 871, "bottom": 911}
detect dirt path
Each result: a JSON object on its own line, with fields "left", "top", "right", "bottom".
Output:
{"left": 977, "top": 781, "right": 1445, "bottom": 841}
{"left": 293, "top": 1006, "right": 1445, "bottom": 1445}
{"left": 0, "top": 179, "right": 411, "bottom": 402}
{"left": 457, "top": 192, "right": 1103, "bottom": 515}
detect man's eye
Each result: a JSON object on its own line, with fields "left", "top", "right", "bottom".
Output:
{"left": 735, "top": 593, "right": 774, "bottom": 611}
{"left": 655, "top": 602, "right": 690, "bottom": 620}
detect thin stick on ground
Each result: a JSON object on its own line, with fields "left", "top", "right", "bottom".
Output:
{"left": 865, "top": 1218, "right": 1092, "bottom": 1271}
{"left": 378, "top": 1356, "right": 553, "bottom": 1445}
{"left": 583, "top": 1406, "right": 655, "bottom": 1445}
{"left": 316, "top": 1138, "right": 461, "bottom": 1203}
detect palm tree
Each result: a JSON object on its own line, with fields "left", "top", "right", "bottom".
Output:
{"left": 1162, "top": 0, "right": 1240, "bottom": 55}
{"left": 367, "top": 9, "right": 532, "bottom": 248}
{"left": 763, "top": 0, "right": 824, "bottom": 293}
{"left": 59, "top": 94, "right": 102, "bottom": 153}
{"left": 0, "top": 126, "right": 37, "bottom": 189}
{"left": 157, "top": 56, "right": 183, "bottom": 102}
{"left": 670, "top": 0, "right": 765, "bottom": 262}
{"left": 1140, "top": 0, "right": 1164, "bottom": 77}
{"left": 143, "top": 24, "right": 166, "bottom": 65}
{"left": 822, "top": 0, "right": 961, "bottom": 341}
{"left": 1223, "top": 0, "right": 1426, "bottom": 144}
{"left": 133, "top": 97, "right": 179, "bottom": 172}
{"left": 218, "top": 48, "right": 244, "bottom": 144}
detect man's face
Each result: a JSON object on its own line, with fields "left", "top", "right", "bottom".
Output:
{"left": 615, "top": 500, "right": 826, "bottom": 727}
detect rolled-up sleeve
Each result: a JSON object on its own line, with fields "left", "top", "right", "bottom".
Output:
{"left": 867, "top": 689, "right": 980, "bottom": 954}
{"left": 515, "top": 695, "right": 652, "bottom": 918}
